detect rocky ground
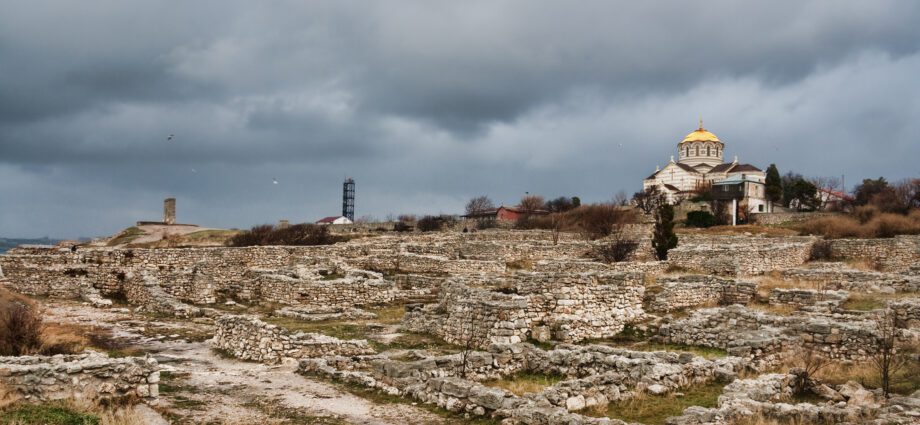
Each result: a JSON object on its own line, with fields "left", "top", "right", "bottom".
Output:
{"left": 44, "top": 301, "right": 459, "bottom": 425}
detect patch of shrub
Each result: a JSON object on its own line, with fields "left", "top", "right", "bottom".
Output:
{"left": 809, "top": 239, "right": 833, "bottom": 261}
{"left": 797, "top": 211, "right": 920, "bottom": 238}
{"left": 685, "top": 210, "right": 717, "bottom": 228}
{"left": 475, "top": 219, "right": 496, "bottom": 230}
{"left": 0, "top": 294, "right": 43, "bottom": 356}
{"left": 854, "top": 205, "right": 879, "bottom": 224}
{"left": 415, "top": 215, "right": 455, "bottom": 232}
{"left": 592, "top": 240, "right": 639, "bottom": 263}
{"left": 393, "top": 221, "right": 413, "bottom": 232}
{"left": 226, "top": 223, "right": 340, "bottom": 247}
{"left": 416, "top": 215, "right": 444, "bottom": 232}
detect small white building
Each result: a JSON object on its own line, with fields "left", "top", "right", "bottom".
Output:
{"left": 315, "top": 216, "right": 353, "bottom": 225}
{"left": 643, "top": 122, "right": 770, "bottom": 213}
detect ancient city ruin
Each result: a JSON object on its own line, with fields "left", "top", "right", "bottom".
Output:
{"left": 1, "top": 215, "right": 919, "bottom": 424}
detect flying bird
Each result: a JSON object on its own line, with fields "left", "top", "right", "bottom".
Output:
{"left": 167, "top": 134, "right": 174, "bottom": 141}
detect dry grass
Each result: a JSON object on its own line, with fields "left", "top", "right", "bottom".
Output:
{"left": 505, "top": 259, "right": 533, "bottom": 271}
{"left": 796, "top": 210, "right": 920, "bottom": 239}
{"left": 841, "top": 292, "right": 917, "bottom": 312}
{"left": 676, "top": 224, "right": 799, "bottom": 237}
{"left": 590, "top": 381, "right": 726, "bottom": 424}
{"left": 483, "top": 372, "right": 563, "bottom": 396}
{"left": 0, "top": 397, "right": 151, "bottom": 425}
{"left": 843, "top": 259, "right": 879, "bottom": 271}
{"left": 747, "top": 303, "right": 797, "bottom": 316}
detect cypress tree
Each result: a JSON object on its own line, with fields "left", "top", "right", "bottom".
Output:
{"left": 765, "top": 164, "right": 783, "bottom": 205}
{"left": 652, "top": 203, "right": 678, "bottom": 260}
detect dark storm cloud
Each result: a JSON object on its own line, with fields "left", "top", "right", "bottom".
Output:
{"left": 1, "top": 0, "right": 919, "bottom": 237}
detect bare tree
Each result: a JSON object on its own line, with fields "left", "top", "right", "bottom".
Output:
{"left": 455, "top": 305, "right": 490, "bottom": 378}
{"left": 611, "top": 191, "right": 629, "bottom": 207}
{"left": 791, "top": 347, "right": 830, "bottom": 396}
{"left": 872, "top": 309, "right": 908, "bottom": 398}
{"left": 810, "top": 176, "right": 843, "bottom": 210}
{"left": 465, "top": 196, "right": 495, "bottom": 216}
{"left": 519, "top": 195, "right": 546, "bottom": 213}
{"left": 632, "top": 186, "right": 666, "bottom": 215}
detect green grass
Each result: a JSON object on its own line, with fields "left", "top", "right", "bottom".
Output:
{"left": 106, "top": 227, "right": 145, "bottom": 246}
{"left": 373, "top": 332, "right": 461, "bottom": 354}
{"left": 483, "top": 372, "right": 564, "bottom": 396}
{"left": 841, "top": 293, "right": 916, "bottom": 312}
{"left": 594, "top": 380, "right": 726, "bottom": 424}
{"left": 0, "top": 404, "right": 99, "bottom": 425}
{"left": 591, "top": 338, "right": 727, "bottom": 360}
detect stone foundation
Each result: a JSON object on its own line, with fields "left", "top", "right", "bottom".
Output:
{"left": 211, "top": 315, "right": 375, "bottom": 364}
{"left": 0, "top": 353, "right": 159, "bottom": 403}
{"left": 649, "top": 275, "right": 756, "bottom": 312}
{"left": 403, "top": 272, "right": 645, "bottom": 346}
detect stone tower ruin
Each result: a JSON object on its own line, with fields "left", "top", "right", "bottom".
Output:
{"left": 164, "top": 198, "right": 176, "bottom": 225}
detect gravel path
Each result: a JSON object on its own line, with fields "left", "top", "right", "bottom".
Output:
{"left": 45, "top": 302, "right": 451, "bottom": 425}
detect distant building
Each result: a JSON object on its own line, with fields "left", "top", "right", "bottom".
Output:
{"left": 643, "top": 122, "right": 770, "bottom": 213}
{"left": 462, "top": 206, "right": 549, "bottom": 222}
{"left": 342, "top": 178, "right": 355, "bottom": 222}
{"left": 817, "top": 188, "right": 853, "bottom": 211}
{"left": 315, "top": 216, "right": 353, "bottom": 225}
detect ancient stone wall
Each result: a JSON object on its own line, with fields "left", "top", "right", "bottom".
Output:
{"left": 0, "top": 353, "right": 160, "bottom": 403}
{"left": 826, "top": 236, "right": 920, "bottom": 272}
{"left": 658, "top": 305, "right": 882, "bottom": 363}
{"left": 299, "top": 343, "right": 742, "bottom": 422}
{"left": 751, "top": 212, "right": 839, "bottom": 225}
{"left": 648, "top": 275, "right": 756, "bottom": 312}
{"left": 211, "top": 315, "right": 375, "bottom": 364}
{"left": 404, "top": 272, "right": 645, "bottom": 346}
{"left": 668, "top": 235, "right": 816, "bottom": 276}
{"left": 768, "top": 288, "right": 848, "bottom": 311}
{"left": 781, "top": 263, "right": 920, "bottom": 293}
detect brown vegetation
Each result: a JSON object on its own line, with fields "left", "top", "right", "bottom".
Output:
{"left": 0, "top": 288, "right": 88, "bottom": 356}
{"left": 796, "top": 209, "right": 920, "bottom": 238}
{"left": 226, "top": 223, "right": 341, "bottom": 247}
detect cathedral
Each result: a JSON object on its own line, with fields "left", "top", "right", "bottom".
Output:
{"left": 643, "top": 122, "right": 771, "bottom": 213}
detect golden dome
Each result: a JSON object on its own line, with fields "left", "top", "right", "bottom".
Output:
{"left": 680, "top": 120, "right": 721, "bottom": 144}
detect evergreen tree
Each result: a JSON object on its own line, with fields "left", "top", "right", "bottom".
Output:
{"left": 765, "top": 164, "right": 783, "bottom": 205}
{"left": 652, "top": 203, "right": 678, "bottom": 260}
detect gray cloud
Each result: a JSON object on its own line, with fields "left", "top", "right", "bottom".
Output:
{"left": 1, "top": 1, "right": 919, "bottom": 238}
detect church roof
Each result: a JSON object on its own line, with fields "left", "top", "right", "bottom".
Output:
{"left": 674, "top": 162, "right": 702, "bottom": 174}
{"left": 680, "top": 122, "right": 721, "bottom": 144}
{"left": 708, "top": 163, "right": 763, "bottom": 174}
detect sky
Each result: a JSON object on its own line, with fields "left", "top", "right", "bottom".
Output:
{"left": 1, "top": 1, "right": 919, "bottom": 239}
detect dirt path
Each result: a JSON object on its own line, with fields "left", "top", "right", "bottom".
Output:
{"left": 45, "top": 302, "right": 451, "bottom": 425}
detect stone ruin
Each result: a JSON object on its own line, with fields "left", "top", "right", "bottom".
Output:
{"left": 1, "top": 229, "right": 920, "bottom": 424}
{"left": 403, "top": 271, "right": 645, "bottom": 346}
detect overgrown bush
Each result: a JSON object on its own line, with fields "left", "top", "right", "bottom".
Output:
{"left": 393, "top": 221, "right": 413, "bottom": 232}
{"left": 0, "top": 295, "right": 43, "bottom": 356}
{"left": 796, "top": 210, "right": 920, "bottom": 238}
{"left": 226, "top": 223, "right": 339, "bottom": 246}
{"left": 685, "top": 211, "right": 717, "bottom": 228}
{"left": 592, "top": 240, "right": 639, "bottom": 263}
{"left": 415, "top": 215, "right": 455, "bottom": 232}
{"left": 809, "top": 239, "right": 833, "bottom": 261}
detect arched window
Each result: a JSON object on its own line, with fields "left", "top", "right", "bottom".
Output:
{"left": 685, "top": 147, "right": 690, "bottom": 157}
{"left": 707, "top": 146, "right": 711, "bottom": 156}
{"left": 695, "top": 145, "right": 699, "bottom": 156}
